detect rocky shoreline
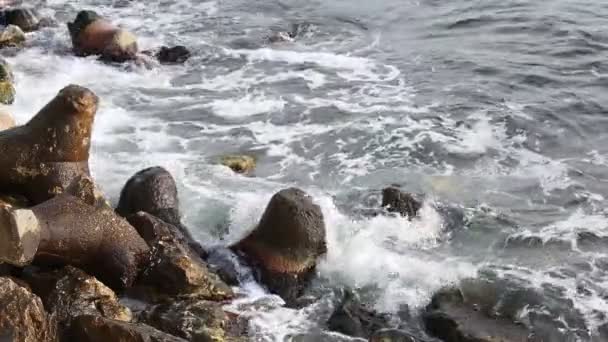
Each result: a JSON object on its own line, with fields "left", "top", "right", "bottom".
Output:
{"left": 0, "top": 4, "right": 560, "bottom": 342}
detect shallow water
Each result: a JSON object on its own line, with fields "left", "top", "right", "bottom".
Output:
{"left": 8, "top": 0, "right": 608, "bottom": 340}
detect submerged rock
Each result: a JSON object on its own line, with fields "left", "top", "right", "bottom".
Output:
{"left": 382, "top": 187, "right": 422, "bottom": 219}
{"left": 68, "top": 315, "right": 186, "bottom": 342}
{"left": 140, "top": 299, "right": 244, "bottom": 342}
{"left": 1, "top": 8, "right": 40, "bottom": 32}
{"left": 129, "top": 212, "right": 233, "bottom": 300}
{"left": 68, "top": 10, "right": 138, "bottom": 62}
{"left": 0, "top": 276, "right": 57, "bottom": 341}
{"left": 0, "top": 85, "right": 98, "bottom": 204}
{"left": 220, "top": 155, "right": 256, "bottom": 174}
{"left": 232, "top": 188, "right": 327, "bottom": 306}
{"left": 327, "top": 290, "right": 391, "bottom": 339}
{"left": 423, "top": 279, "right": 536, "bottom": 342}
{"left": 30, "top": 194, "right": 150, "bottom": 290}
{"left": 0, "top": 24, "right": 25, "bottom": 48}
{"left": 370, "top": 329, "right": 423, "bottom": 342}
{"left": 156, "top": 45, "right": 191, "bottom": 64}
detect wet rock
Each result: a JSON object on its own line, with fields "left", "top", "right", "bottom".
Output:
{"left": 65, "top": 175, "right": 111, "bottom": 209}
{"left": 140, "top": 299, "right": 245, "bottom": 342}
{"left": 117, "top": 167, "right": 181, "bottom": 226}
{"left": 381, "top": 187, "right": 422, "bottom": 219}
{"left": 118, "top": 167, "right": 206, "bottom": 256}
{"left": 68, "top": 315, "right": 187, "bottom": 342}
{"left": 220, "top": 155, "right": 256, "bottom": 174}
{"left": 0, "top": 85, "right": 98, "bottom": 204}
{"left": 128, "top": 212, "right": 232, "bottom": 300}
{"left": 0, "top": 24, "right": 25, "bottom": 48}
{"left": 156, "top": 45, "right": 191, "bottom": 64}
{"left": 232, "top": 188, "right": 327, "bottom": 306}
{"left": 423, "top": 279, "right": 535, "bottom": 342}
{"left": 206, "top": 248, "right": 241, "bottom": 286}
{"left": 68, "top": 10, "right": 138, "bottom": 63}
{"left": 0, "top": 108, "right": 15, "bottom": 130}
{"left": 0, "top": 192, "right": 29, "bottom": 207}
{"left": 0, "top": 276, "right": 57, "bottom": 341}
{"left": 1, "top": 8, "right": 40, "bottom": 32}
{"left": 327, "top": 290, "right": 391, "bottom": 339}
{"left": 268, "top": 31, "right": 294, "bottom": 43}
{"left": 0, "top": 58, "right": 14, "bottom": 105}
{"left": 47, "top": 266, "right": 132, "bottom": 328}
{"left": 30, "top": 194, "right": 150, "bottom": 290}
{"left": 0, "top": 204, "right": 40, "bottom": 267}
{"left": 370, "top": 329, "right": 423, "bottom": 342}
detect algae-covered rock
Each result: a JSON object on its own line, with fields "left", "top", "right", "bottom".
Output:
{"left": 220, "top": 155, "right": 256, "bottom": 174}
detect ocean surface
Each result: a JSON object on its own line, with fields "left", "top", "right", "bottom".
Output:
{"left": 8, "top": 0, "right": 608, "bottom": 341}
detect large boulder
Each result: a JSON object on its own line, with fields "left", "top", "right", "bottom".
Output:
{"left": 0, "top": 277, "right": 57, "bottom": 342}
{"left": 68, "top": 315, "right": 187, "bottom": 342}
{"left": 381, "top": 187, "right": 421, "bottom": 219}
{"left": 68, "top": 10, "right": 138, "bottom": 62}
{"left": 0, "top": 85, "right": 98, "bottom": 204}
{"left": 423, "top": 279, "right": 536, "bottom": 342}
{"left": 117, "top": 167, "right": 181, "bottom": 227}
{"left": 128, "top": 212, "right": 233, "bottom": 300}
{"left": 0, "top": 24, "right": 26, "bottom": 48}
{"left": 327, "top": 290, "right": 391, "bottom": 339}
{"left": 117, "top": 167, "right": 205, "bottom": 256}
{"left": 232, "top": 188, "right": 327, "bottom": 305}
{"left": 1, "top": 8, "right": 40, "bottom": 32}
{"left": 140, "top": 299, "right": 245, "bottom": 342}
{"left": 30, "top": 194, "right": 150, "bottom": 290}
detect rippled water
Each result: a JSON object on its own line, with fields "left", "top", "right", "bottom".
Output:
{"left": 8, "top": 0, "right": 608, "bottom": 341}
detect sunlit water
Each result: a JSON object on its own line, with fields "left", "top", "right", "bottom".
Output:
{"left": 7, "top": 0, "right": 608, "bottom": 341}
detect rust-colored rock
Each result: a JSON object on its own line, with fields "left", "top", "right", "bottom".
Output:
{"left": 68, "top": 10, "right": 138, "bottom": 62}
{"left": 31, "top": 194, "right": 149, "bottom": 290}
{"left": 0, "top": 276, "right": 57, "bottom": 342}
{"left": 232, "top": 188, "right": 326, "bottom": 305}
{"left": 0, "top": 84, "right": 98, "bottom": 204}
{"left": 68, "top": 315, "right": 187, "bottom": 342}
{"left": 129, "top": 212, "right": 233, "bottom": 300}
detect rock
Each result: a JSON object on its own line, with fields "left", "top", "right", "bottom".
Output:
{"left": 47, "top": 266, "right": 132, "bottom": 327}
{"left": 0, "top": 24, "right": 25, "bottom": 48}
{"left": 0, "top": 85, "right": 98, "bottom": 204}
{"left": 1, "top": 8, "right": 40, "bottom": 32}
{"left": 68, "top": 10, "right": 138, "bottom": 63}
{"left": 117, "top": 167, "right": 206, "bottom": 256}
{"left": 0, "top": 192, "right": 29, "bottom": 207}
{"left": 0, "top": 108, "right": 15, "bottom": 130}
{"left": 423, "top": 280, "right": 535, "bottom": 342}
{"left": 232, "top": 188, "right": 327, "bottom": 305}
{"left": 140, "top": 299, "right": 240, "bottom": 342}
{"left": 0, "top": 58, "right": 14, "bottom": 105}
{"left": 68, "top": 315, "right": 187, "bottom": 342}
{"left": 156, "top": 46, "right": 191, "bottom": 64}
{"left": 117, "top": 167, "right": 182, "bottom": 227}
{"left": 220, "top": 155, "right": 256, "bottom": 174}
{"left": 0, "top": 277, "right": 57, "bottom": 341}
{"left": 381, "top": 187, "right": 422, "bottom": 219}
{"left": 0, "top": 204, "right": 40, "bottom": 266}
{"left": 30, "top": 194, "right": 149, "bottom": 290}
{"left": 327, "top": 290, "right": 391, "bottom": 339}
{"left": 206, "top": 248, "right": 241, "bottom": 286}
{"left": 370, "top": 329, "right": 423, "bottom": 342}
{"left": 65, "top": 175, "right": 111, "bottom": 209}
{"left": 128, "top": 212, "right": 232, "bottom": 300}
